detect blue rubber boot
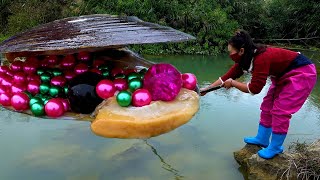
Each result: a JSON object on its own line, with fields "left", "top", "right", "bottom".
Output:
{"left": 244, "top": 124, "right": 271, "bottom": 147}
{"left": 258, "top": 133, "right": 286, "bottom": 159}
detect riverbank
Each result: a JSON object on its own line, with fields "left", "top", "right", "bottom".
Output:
{"left": 234, "top": 140, "right": 320, "bottom": 180}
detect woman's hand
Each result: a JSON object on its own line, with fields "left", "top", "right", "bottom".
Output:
{"left": 223, "top": 78, "right": 233, "bottom": 89}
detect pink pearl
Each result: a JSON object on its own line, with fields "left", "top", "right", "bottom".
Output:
{"left": 1, "top": 75, "right": 13, "bottom": 88}
{"left": 113, "top": 78, "right": 128, "bottom": 91}
{"left": 11, "top": 92, "right": 30, "bottom": 111}
{"left": 6, "top": 69, "right": 14, "bottom": 77}
{"left": 0, "top": 85, "right": 9, "bottom": 94}
{"left": 51, "top": 76, "right": 66, "bottom": 87}
{"left": 74, "top": 63, "right": 89, "bottom": 74}
{"left": 64, "top": 71, "right": 76, "bottom": 81}
{"left": 132, "top": 89, "right": 152, "bottom": 107}
{"left": 11, "top": 82, "right": 27, "bottom": 94}
{"left": 40, "top": 59, "right": 49, "bottom": 68}
{"left": 181, "top": 73, "right": 197, "bottom": 90}
{"left": 90, "top": 68, "right": 102, "bottom": 75}
{"left": 27, "top": 80, "right": 41, "bottom": 95}
{"left": 77, "top": 51, "right": 90, "bottom": 62}
{"left": 27, "top": 74, "right": 41, "bottom": 83}
{"left": 111, "top": 68, "right": 124, "bottom": 77}
{"left": 45, "top": 55, "right": 59, "bottom": 66}
{"left": 0, "top": 72, "right": 7, "bottom": 83}
{"left": 45, "top": 98, "right": 65, "bottom": 118}
{"left": 92, "top": 59, "right": 105, "bottom": 68}
{"left": 0, "top": 66, "right": 10, "bottom": 73}
{"left": 56, "top": 98, "right": 70, "bottom": 112}
{"left": 96, "top": 79, "right": 116, "bottom": 99}
{"left": 23, "top": 62, "right": 38, "bottom": 74}
{"left": 25, "top": 56, "right": 39, "bottom": 64}
{"left": 0, "top": 92, "right": 12, "bottom": 106}
{"left": 60, "top": 54, "right": 76, "bottom": 69}
{"left": 10, "top": 61, "right": 24, "bottom": 72}
{"left": 13, "top": 72, "right": 27, "bottom": 84}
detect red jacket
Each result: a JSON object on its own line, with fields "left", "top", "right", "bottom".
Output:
{"left": 221, "top": 47, "right": 298, "bottom": 94}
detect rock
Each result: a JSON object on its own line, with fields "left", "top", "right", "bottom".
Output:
{"left": 234, "top": 144, "right": 297, "bottom": 180}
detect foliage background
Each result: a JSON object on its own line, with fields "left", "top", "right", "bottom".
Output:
{"left": 0, "top": 0, "right": 319, "bottom": 55}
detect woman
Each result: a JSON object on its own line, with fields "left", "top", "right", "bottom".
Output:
{"left": 200, "top": 30, "right": 317, "bottom": 159}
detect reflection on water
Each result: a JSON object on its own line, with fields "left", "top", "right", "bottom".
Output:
{"left": 0, "top": 52, "right": 319, "bottom": 180}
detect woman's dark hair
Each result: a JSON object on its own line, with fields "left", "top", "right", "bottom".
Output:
{"left": 228, "top": 30, "right": 266, "bottom": 71}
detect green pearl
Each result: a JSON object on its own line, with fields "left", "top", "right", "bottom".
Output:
{"left": 40, "top": 72, "right": 52, "bottom": 83}
{"left": 31, "top": 102, "right": 45, "bottom": 116}
{"left": 98, "top": 65, "right": 109, "bottom": 71}
{"left": 128, "top": 78, "right": 142, "bottom": 92}
{"left": 24, "top": 91, "right": 33, "bottom": 98}
{"left": 64, "top": 86, "right": 69, "bottom": 95}
{"left": 127, "top": 72, "right": 141, "bottom": 81}
{"left": 114, "top": 73, "right": 126, "bottom": 79}
{"left": 35, "top": 94, "right": 43, "bottom": 99}
{"left": 52, "top": 69, "right": 63, "bottom": 76}
{"left": 43, "top": 98, "right": 50, "bottom": 105}
{"left": 101, "top": 70, "right": 110, "bottom": 78}
{"left": 49, "top": 86, "right": 63, "bottom": 97}
{"left": 40, "top": 83, "right": 50, "bottom": 94}
{"left": 116, "top": 91, "right": 132, "bottom": 107}
{"left": 29, "top": 97, "right": 43, "bottom": 106}
{"left": 37, "top": 69, "right": 45, "bottom": 75}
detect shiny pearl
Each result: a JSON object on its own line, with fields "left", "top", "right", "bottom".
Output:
{"left": 74, "top": 63, "right": 89, "bottom": 74}
{"left": 95, "top": 79, "right": 116, "bottom": 99}
{"left": 132, "top": 89, "right": 152, "bottom": 107}
{"left": 13, "top": 72, "right": 27, "bottom": 84}
{"left": 11, "top": 92, "right": 30, "bottom": 110}
{"left": 27, "top": 80, "right": 41, "bottom": 95}
{"left": 45, "top": 98, "right": 65, "bottom": 117}
{"left": 10, "top": 61, "right": 24, "bottom": 72}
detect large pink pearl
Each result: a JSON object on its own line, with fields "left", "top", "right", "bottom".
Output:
{"left": 51, "top": 76, "right": 66, "bottom": 87}
{"left": 181, "top": 73, "right": 197, "bottom": 90}
{"left": 45, "top": 55, "right": 59, "bottom": 66}
{"left": 111, "top": 68, "right": 124, "bottom": 77}
{"left": 27, "top": 74, "right": 41, "bottom": 83}
{"left": 113, "top": 78, "right": 128, "bottom": 91}
{"left": 56, "top": 98, "right": 70, "bottom": 112}
{"left": 40, "top": 59, "right": 49, "bottom": 68}
{"left": 0, "top": 92, "right": 12, "bottom": 106}
{"left": 64, "top": 70, "right": 76, "bottom": 81}
{"left": 11, "top": 82, "right": 27, "bottom": 94}
{"left": 96, "top": 79, "right": 116, "bottom": 99}
{"left": 10, "top": 61, "right": 24, "bottom": 72}
{"left": 0, "top": 66, "right": 10, "bottom": 73}
{"left": 1, "top": 75, "right": 12, "bottom": 88}
{"left": 27, "top": 80, "right": 40, "bottom": 95}
{"left": 74, "top": 63, "right": 89, "bottom": 74}
{"left": 45, "top": 98, "right": 65, "bottom": 117}
{"left": 77, "top": 51, "right": 90, "bottom": 62}
{"left": 60, "top": 54, "right": 76, "bottom": 69}
{"left": 90, "top": 68, "right": 102, "bottom": 75}
{"left": 93, "top": 59, "right": 105, "bottom": 68}
{"left": 13, "top": 72, "right": 27, "bottom": 84}
{"left": 11, "top": 92, "right": 30, "bottom": 110}
{"left": 23, "top": 62, "right": 38, "bottom": 74}
{"left": 132, "top": 89, "right": 152, "bottom": 107}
